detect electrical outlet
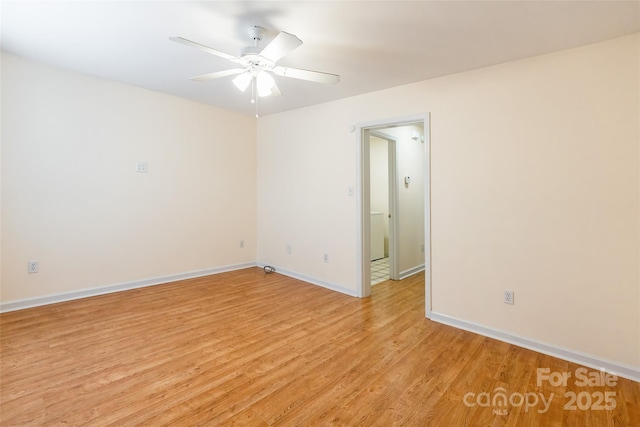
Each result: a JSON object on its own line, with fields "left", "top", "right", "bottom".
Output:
{"left": 504, "top": 289, "right": 514, "bottom": 305}
{"left": 28, "top": 261, "right": 39, "bottom": 274}
{"left": 323, "top": 253, "right": 329, "bottom": 263}
{"left": 239, "top": 240, "right": 244, "bottom": 248}
{"left": 286, "top": 244, "right": 292, "bottom": 255}
{"left": 136, "top": 162, "right": 148, "bottom": 173}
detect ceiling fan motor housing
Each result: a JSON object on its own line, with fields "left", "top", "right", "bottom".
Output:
{"left": 239, "top": 26, "right": 275, "bottom": 69}
{"left": 247, "top": 26, "right": 265, "bottom": 42}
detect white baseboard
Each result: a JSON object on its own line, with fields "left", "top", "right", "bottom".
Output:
{"left": 399, "top": 264, "right": 425, "bottom": 280}
{"left": 430, "top": 312, "right": 640, "bottom": 383}
{"left": 257, "top": 263, "right": 360, "bottom": 298}
{"left": 0, "top": 262, "right": 257, "bottom": 313}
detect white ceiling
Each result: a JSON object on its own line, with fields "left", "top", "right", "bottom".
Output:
{"left": 2, "top": 1, "right": 639, "bottom": 117}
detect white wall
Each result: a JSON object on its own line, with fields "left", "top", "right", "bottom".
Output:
{"left": 257, "top": 34, "right": 640, "bottom": 368}
{"left": 1, "top": 52, "right": 257, "bottom": 302}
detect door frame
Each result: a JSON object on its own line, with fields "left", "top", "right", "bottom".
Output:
{"left": 355, "top": 113, "right": 432, "bottom": 319}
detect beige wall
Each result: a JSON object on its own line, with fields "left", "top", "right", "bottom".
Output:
{"left": 257, "top": 34, "right": 639, "bottom": 368}
{"left": 257, "top": 106, "right": 359, "bottom": 289}
{"left": 1, "top": 53, "right": 257, "bottom": 302}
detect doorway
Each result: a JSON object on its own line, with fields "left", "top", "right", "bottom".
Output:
{"left": 356, "top": 114, "right": 431, "bottom": 318}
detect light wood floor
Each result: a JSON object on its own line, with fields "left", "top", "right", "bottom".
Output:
{"left": 1, "top": 268, "right": 638, "bottom": 426}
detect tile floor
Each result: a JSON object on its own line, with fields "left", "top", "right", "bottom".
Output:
{"left": 371, "top": 257, "right": 389, "bottom": 285}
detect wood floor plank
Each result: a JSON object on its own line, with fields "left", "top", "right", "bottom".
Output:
{"left": 1, "top": 267, "right": 638, "bottom": 426}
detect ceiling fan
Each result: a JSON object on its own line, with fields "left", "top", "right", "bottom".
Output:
{"left": 170, "top": 26, "right": 340, "bottom": 102}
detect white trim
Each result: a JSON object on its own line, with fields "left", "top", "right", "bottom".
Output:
{"left": 0, "top": 262, "right": 257, "bottom": 313}
{"left": 399, "top": 264, "right": 425, "bottom": 280}
{"left": 359, "top": 128, "right": 372, "bottom": 297}
{"left": 355, "top": 128, "right": 364, "bottom": 297}
{"left": 423, "top": 114, "right": 432, "bottom": 319}
{"left": 430, "top": 312, "right": 640, "bottom": 383}
{"left": 257, "top": 263, "right": 359, "bottom": 298}
{"left": 388, "top": 136, "right": 399, "bottom": 281}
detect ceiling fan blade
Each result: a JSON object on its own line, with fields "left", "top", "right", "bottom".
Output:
{"left": 170, "top": 36, "right": 236, "bottom": 61}
{"left": 190, "top": 68, "right": 246, "bottom": 82}
{"left": 272, "top": 66, "right": 340, "bottom": 85}
{"left": 259, "top": 32, "right": 303, "bottom": 63}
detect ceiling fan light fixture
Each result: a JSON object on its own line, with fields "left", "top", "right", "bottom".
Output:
{"left": 256, "top": 71, "right": 275, "bottom": 97}
{"left": 232, "top": 72, "right": 252, "bottom": 92}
